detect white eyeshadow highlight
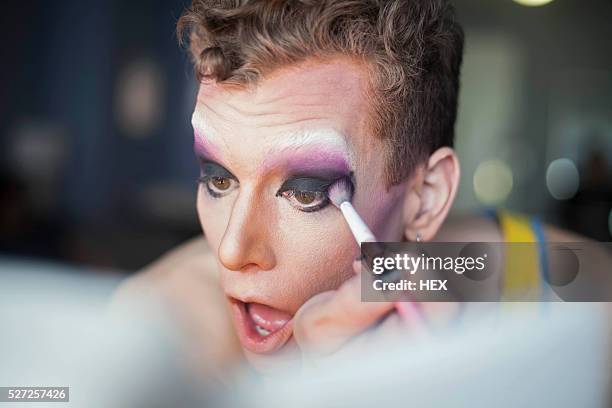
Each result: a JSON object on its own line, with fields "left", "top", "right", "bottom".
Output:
{"left": 192, "top": 109, "right": 355, "bottom": 167}
{"left": 271, "top": 127, "right": 355, "bottom": 165}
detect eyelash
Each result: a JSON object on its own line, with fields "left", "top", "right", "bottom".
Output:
{"left": 276, "top": 189, "right": 331, "bottom": 213}
{"left": 197, "top": 172, "right": 334, "bottom": 213}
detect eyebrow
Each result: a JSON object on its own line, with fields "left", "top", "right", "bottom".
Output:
{"left": 192, "top": 111, "right": 354, "bottom": 174}
{"left": 259, "top": 128, "right": 353, "bottom": 175}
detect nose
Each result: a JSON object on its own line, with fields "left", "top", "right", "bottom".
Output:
{"left": 218, "top": 188, "right": 276, "bottom": 272}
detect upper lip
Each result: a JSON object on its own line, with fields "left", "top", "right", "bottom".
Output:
{"left": 226, "top": 292, "right": 293, "bottom": 316}
{"left": 227, "top": 294, "right": 294, "bottom": 316}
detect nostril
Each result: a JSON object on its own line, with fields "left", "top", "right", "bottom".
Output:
{"left": 240, "top": 263, "right": 260, "bottom": 274}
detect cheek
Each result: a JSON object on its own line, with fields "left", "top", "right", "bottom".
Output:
{"left": 196, "top": 187, "right": 229, "bottom": 251}
{"left": 351, "top": 158, "right": 406, "bottom": 241}
{"left": 197, "top": 188, "right": 364, "bottom": 312}
{"left": 358, "top": 188, "right": 404, "bottom": 239}
{"left": 273, "top": 208, "right": 358, "bottom": 309}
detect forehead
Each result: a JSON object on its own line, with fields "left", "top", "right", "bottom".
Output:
{"left": 192, "top": 58, "right": 372, "bottom": 156}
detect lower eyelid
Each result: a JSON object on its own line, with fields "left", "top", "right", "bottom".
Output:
{"left": 197, "top": 177, "right": 225, "bottom": 199}
{"left": 295, "top": 197, "right": 330, "bottom": 212}
{"left": 202, "top": 183, "right": 222, "bottom": 199}
{"left": 300, "top": 202, "right": 330, "bottom": 213}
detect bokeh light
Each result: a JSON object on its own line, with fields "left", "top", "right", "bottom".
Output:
{"left": 512, "top": 0, "right": 555, "bottom": 7}
{"left": 473, "top": 159, "right": 514, "bottom": 205}
{"left": 546, "top": 158, "right": 580, "bottom": 200}
{"left": 115, "top": 59, "right": 165, "bottom": 139}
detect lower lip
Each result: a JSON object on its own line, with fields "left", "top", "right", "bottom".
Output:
{"left": 229, "top": 299, "right": 294, "bottom": 354}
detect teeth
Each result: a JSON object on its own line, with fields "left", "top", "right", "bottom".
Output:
{"left": 254, "top": 324, "right": 271, "bottom": 337}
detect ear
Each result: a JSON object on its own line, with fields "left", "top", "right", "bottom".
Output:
{"left": 402, "top": 147, "right": 460, "bottom": 241}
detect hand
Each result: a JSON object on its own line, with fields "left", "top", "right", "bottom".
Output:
{"left": 292, "top": 259, "right": 461, "bottom": 369}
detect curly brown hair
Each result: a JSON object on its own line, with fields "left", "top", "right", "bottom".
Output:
{"left": 177, "top": 0, "right": 464, "bottom": 187}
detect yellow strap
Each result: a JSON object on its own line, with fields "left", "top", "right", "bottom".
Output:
{"left": 498, "top": 210, "right": 541, "bottom": 299}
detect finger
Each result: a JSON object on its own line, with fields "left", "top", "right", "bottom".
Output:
{"left": 416, "top": 302, "right": 462, "bottom": 331}
{"left": 355, "top": 257, "right": 430, "bottom": 332}
{"left": 293, "top": 273, "right": 395, "bottom": 356}
{"left": 394, "top": 301, "right": 426, "bottom": 328}
{"left": 355, "top": 258, "right": 431, "bottom": 335}
{"left": 352, "top": 259, "right": 361, "bottom": 274}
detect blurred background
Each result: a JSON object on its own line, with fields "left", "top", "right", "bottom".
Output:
{"left": 1, "top": 0, "right": 611, "bottom": 273}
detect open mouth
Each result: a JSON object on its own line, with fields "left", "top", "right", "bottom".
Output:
{"left": 229, "top": 298, "right": 294, "bottom": 354}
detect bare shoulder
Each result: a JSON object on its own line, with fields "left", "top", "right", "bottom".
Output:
{"left": 110, "top": 236, "right": 242, "bottom": 373}
{"left": 542, "top": 224, "right": 591, "bottom": 242}
{"left": 112, "top": 235, "right": 218, "bottom": 301}
{"left": 439, "top": 213, "right": 612, "bottom": 293}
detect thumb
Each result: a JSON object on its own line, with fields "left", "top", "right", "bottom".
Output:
{"left": 352, "top": 258, "right": 361, "bottom": 275}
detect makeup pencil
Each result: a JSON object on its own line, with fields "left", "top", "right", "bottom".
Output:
{"left": 328, "top": 176, "right": 422, "bottom": 323}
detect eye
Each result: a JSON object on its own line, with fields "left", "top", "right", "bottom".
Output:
{"left": 205, "top": 176, "right": 238, "bottom": 197}
{"left": 279, "top": 189, "right": 329, "bottom": 212}
{"left": 199, "top": 175, "right": 238, "bottom": 198}
{"left": 295, "top": 191, "right": 317, "bottom": 205}
{"left": 277, "top": 176, "right": 335, "bottom": 212}
{"left": 198, "top": 161, "right": 239, "bottom": 198}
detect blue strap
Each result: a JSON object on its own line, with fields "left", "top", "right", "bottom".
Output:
{"left": 530, "top": 216, "right": 550, "bottom": 302}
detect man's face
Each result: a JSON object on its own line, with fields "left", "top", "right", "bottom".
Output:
{"left": 192, "top": 58, "right": 406, "bottom": 370}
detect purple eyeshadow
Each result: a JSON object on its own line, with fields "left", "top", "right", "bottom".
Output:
{"left": 262, "top": 147, "right": 351, "bottom": 176}
{"left": 193, "top": 132, "right": 221, "bottom": 162}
